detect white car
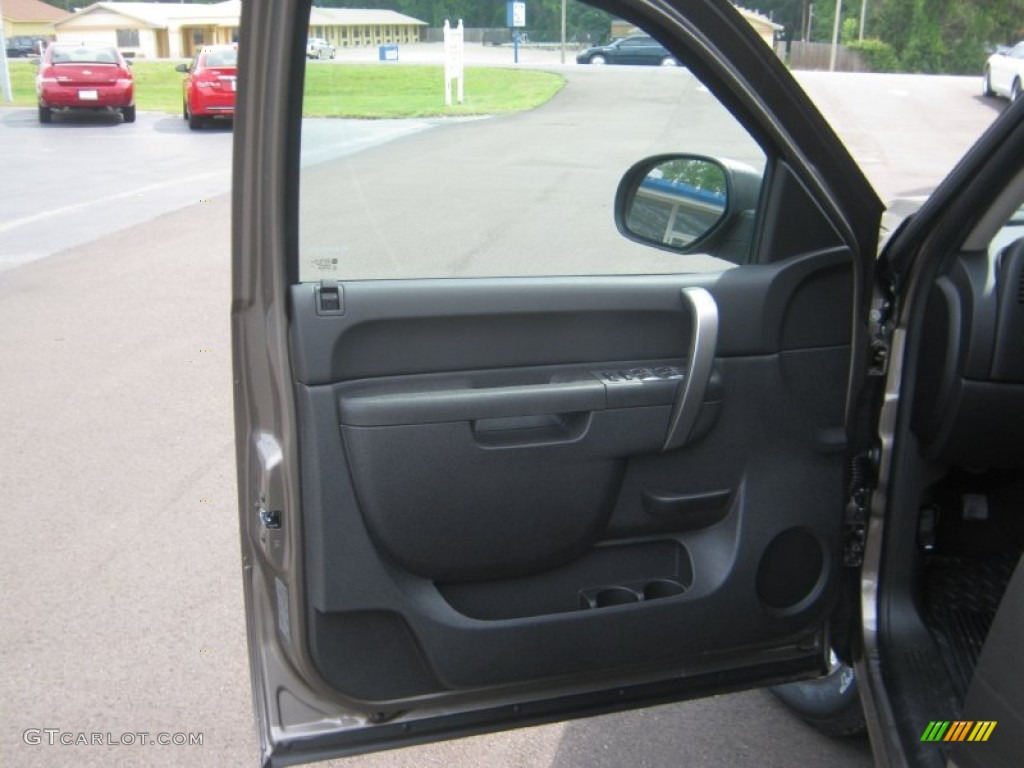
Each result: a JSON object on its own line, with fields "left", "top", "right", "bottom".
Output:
{"left": 306, "top": 37, "right": 335, "bottom": 60}
{"left": 983, "top": 41, "right": 1024, "bottom": 100}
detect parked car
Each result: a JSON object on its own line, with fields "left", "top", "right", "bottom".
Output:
{"left": 233, "top": 0, "right": 1024, "bottom": 766}
{"left": 34, "top": 43, "right": 135, "bottom": 124}
{"left": 5, "top": 36, "right": 46, "bottom": 58}
{"left": 175, "top": 45, "right": 238, "bottom": 130}
{"left": 482, "top": 29, "right": 512, "bottom": 46}
{"left": 306, "top": 37, "right": 335, "bottom": 60}
{"left": 983, "top": 41, "right": 1024, "bottom": 100}
{"left": 576, "top": 35, "right": 678, "bottom": 65}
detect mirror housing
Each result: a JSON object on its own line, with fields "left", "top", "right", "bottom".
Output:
{"left": 174, "top": 63, "right": 189, "bottom": 73}
{"left": 615, "top": 154, "right": 762, "bottom": 261}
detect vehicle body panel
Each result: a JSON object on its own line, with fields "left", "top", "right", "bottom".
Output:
{"left": 985, "top": 42, "right": 1024, "bottom": 99}
{"left": 5, "top": 36, "right": 46, "bottom": 58}
{"left": 306, "top": 38, "right": 335, "bottom": 59}
{"left": 232, "top": 1, "right": 1024, "bottom": 767}
{"left": 181, "top": 45, "right": 238, "bottom": 119}
{"left": 36, "top": 43, "right": 133, "bottom": 111}
{"left": 576, "top": 34, "right": 676, "bottom": 65}
{"left": 233, "top": 1, "right": 889, "bottom": 764}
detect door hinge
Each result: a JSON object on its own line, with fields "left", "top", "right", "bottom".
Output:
{"left": 253, "top": 433, "right": 286, "bottom": 569}
{"left": 867, "top": 277, "right": 896, "bottom": 377}
{"left": 844, "top": 449, "right": 878, "bottom": 567}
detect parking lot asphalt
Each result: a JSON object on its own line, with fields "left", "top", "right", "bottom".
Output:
{"left": 0, "top": 60, "right": 1006, "bottom": 767}
{"left": 0, "top": 107, "right": 446, "bottom": 273}
{"left": 0, "top": 108, "right": 232, "bottom": 272}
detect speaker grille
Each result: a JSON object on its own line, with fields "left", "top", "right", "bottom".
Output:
{"left": 756, "top": 529, "right": 825, "bottom": 610}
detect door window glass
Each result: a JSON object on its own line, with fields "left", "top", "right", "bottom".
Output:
{"left": 298, "top": 10, "right": 765, "bottom": 281}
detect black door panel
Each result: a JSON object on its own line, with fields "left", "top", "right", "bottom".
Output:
{"left": 289, "top": 253, "right": 852, "bottom": 384}
{"left": 233, "top": 0, "right": 888, "bottom": 759}
{"left": 343, "top": 406, "right": 664, "bottom": 581}
{"left": 291, "top": 255, "right": 851, "bottom": 702}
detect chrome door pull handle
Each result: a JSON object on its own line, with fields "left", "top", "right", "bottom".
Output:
{"left": 663, "top": 286, "right": 719, "bottom": 451}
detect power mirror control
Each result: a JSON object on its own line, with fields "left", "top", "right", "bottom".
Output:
{"left": 598, "top": 366, "right": 685, "bottom": 382}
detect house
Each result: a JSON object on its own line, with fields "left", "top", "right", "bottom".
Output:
{"left": 52, "top": 1, "right": 243, "bottom": 58}
{"left": 611, "top": 6, "right": 783, "bottom": 49}
{"left": 735, "top": 6, "right": 784, "bottom": 47}
{"left": 51, "top": 1, "right": 427, "bottom": 59}
{"left": 2, "top": 0, "right": 66, "bottom": 39}
{"left": 308, "top": 8, "right": 427, "bottom": 49}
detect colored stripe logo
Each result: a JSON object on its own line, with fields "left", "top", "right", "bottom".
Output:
{"left": 920, "top": 721, "right": 997, "bottom": 742}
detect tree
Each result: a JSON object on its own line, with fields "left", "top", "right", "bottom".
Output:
{"left": 873, "top": 0, "right": 1024, "bottom": 73}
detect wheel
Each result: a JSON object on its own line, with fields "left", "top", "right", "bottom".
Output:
{"left": 183, "top": 99, "right": 188, "bottom": 120}
{"left": 589, "top": 54, "right": 607, "bottom": 65}
{"left": 983, "top": 68, "right": 994, "bottom": 97}
{"left": 771, "top": 655, "right": 866, "bottom": 737}
{"left": 660, "top": 56, "right": 678, "bottom": 66}
{"left": 38, "top": 104, "right": 52, "bottom": 124}
{"left": 318, "top": 47, "right": 327, "bottom": 60}
{"left": 188, "top": 110, "right": 204, "bottom": 130}
{"left": 121, "top": 105, "right": 136, "bottom": 123}
{"left": 1013, "top": 78, "right": 1022, "bottom": 102}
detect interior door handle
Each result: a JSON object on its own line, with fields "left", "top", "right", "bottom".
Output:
{"left": 663, "top": 287, "right": 719, "bottom": 451}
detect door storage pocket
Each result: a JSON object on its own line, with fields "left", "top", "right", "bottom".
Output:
{"left": 438, "top": 539, "right": 692, "bottom": 620}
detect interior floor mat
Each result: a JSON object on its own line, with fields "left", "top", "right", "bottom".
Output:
{"left": 924, "top": 551, "right": 1021, "bottom": 701}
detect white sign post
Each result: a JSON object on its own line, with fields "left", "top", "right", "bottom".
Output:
{"left": 0, "top": 0, "right": 13, "bottom": 103}
{"left": 443, "top": 19, "right": 464, "bottom": 107}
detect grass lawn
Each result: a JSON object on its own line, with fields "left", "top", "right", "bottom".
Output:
{"left": 303, "top": 64, "right": 564, "bottom": 118}
{"left": 3, "top": 60, "right": 564, "bottom": 118}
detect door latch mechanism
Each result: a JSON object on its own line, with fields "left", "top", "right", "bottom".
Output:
{"left": 257, "top": 499, "right": 281, "bottom": 529}
{"left": 867, "top": 280, "right": 895, "bottom": 377}
{"left": 844, "top": 449, "right": 878, "bottom": 567}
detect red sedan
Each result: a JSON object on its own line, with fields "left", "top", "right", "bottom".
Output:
{"left": 176, "top": 45, "right": 238, "bottom": 130}
{"left": 35, "top": 43, "right": 135, "bottom": 124}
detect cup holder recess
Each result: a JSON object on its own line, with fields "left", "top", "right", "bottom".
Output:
{"left": 643, "top": 578, "right": 686, "bottom": 600}
{"left": 593, "top": 586, "right": 639, "bottom": 608}
{"left": 580, "top": 578, "right": 687, "bottom": 610}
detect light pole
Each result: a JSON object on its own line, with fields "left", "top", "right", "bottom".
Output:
{"left": 859, "top": 0, "right": 867, "bottom": 41}
{"left": 829, "top": 0, "right": 842, "bottom": 71}
{"left": 560, "top": 0, "right": 566, "bottom": 64}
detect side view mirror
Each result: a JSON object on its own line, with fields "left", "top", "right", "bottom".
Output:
{"left": 174, "top": 63, "right": 190, "bottom": 73}
{"left": 614, "top": 154, "right": 762, "bottom": 256}
{"left": 30, "top": 58, "right": 41, "bottom": 67}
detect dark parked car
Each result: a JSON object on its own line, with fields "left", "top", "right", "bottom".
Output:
{"left": 35, "top": 43, "right": 135, "bottom": 124}
{"left": 232, "top": 0, "right": 1024, "bottom": 766}
{"left": 5, "top": 36, "right": 46, "bottom": 58}
{"left": 576, "top": 34, "right": 678, "bottom": 65}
